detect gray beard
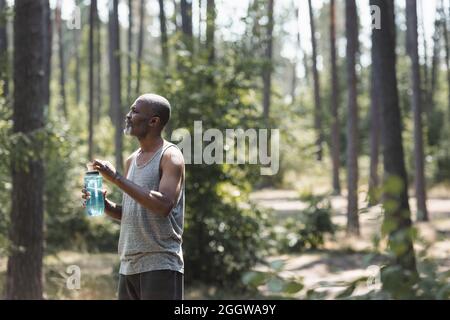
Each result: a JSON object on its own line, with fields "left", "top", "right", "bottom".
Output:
{"left": 123, "top": 126, "right": 132, "bottom": 136}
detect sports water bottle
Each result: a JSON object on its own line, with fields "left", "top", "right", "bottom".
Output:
{"left": 84, "top": 168, "right": 104, "bottom": 217}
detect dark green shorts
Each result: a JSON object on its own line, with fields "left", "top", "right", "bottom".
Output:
{"left": 118, "top": 270, "right": 184, "bottom": 300}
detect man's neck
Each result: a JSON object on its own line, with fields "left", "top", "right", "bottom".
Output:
{"left": 138, "top": 135, "right": 164, "bottom": 153}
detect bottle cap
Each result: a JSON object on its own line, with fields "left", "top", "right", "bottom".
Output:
{"left": 86, "top": 162, "right": 99, "bottom": 174}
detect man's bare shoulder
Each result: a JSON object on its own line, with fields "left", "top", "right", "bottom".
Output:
{"left": 161, "top": 145, "right": 185, "bottom": 170}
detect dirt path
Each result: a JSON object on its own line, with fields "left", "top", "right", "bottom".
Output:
{"left": 249, "top": 189, "right": 450, "bottom": 298}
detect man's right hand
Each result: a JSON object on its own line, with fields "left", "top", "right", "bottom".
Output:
{"left": 81, "top": 188, "right": 107, "bottom": 208}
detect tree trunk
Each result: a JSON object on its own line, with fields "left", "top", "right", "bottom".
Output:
{"left": 406, "top": 0, "right": 428, "bottom": 222}
{"left": 56, "top": 0, "right": 67, "bottom": 118}
{"left": 428, "top": 12, "right": 441, "bottom": 128}
{"left": 180, "top": 0, "right": 193, "bottom": 52}
{"left": 206, "top": 0, "right": 216, "bottom": 63}
{"left": 370, "top": 0, "right": 417, "bottom": 281}
{"left": 368, "top": 41, "right": 381, "bottom": 206}
{"left": 308, "top": 0, "right": 323, "bottom": 161}
{"left": 127, "top": 0, "right": 133, "bottom": 103}
{"left": 441, "top": 1, "right": 450, "bottom": 123}
{"left": 95, "top": 3, "right": 102, "bottom": 124}
{"left": 330, "top": 0, "right": 341, "bottom": 195}
{"left": 159, "top": 0, "right": 169, "bottom": 68}
{"left": 43, "top": 0, "right": 51, "bottom": 110}
{"left": 7, "top": 0, "right": 49, "bottom": 299}
{"left": 262, "top": 0, "right": 274, "bottom": 124}
{"left": 0, "top": 0, "right": 8, "bottom": 98}
{"left": 173, "top": 0, "right": 180, "bottom": 33}
{"left": 135, "top": 0, "right": 145, "bottom": 97}
{"left": 345, "top": 0, "right": 359, "bottom": 235}
{"left": 74, "top": 18, "right": 81, "bottom": 107}
{"left": 419, "top": 0, "right": 429, "bottom": 106}
{"left": 89, "top": 0, "right": 96, "bottom": 161}
{"left": 108, "top": 0, "right": 123, "bottom": 172}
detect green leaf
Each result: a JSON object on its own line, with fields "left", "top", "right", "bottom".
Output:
{"left": 242, "top": 271, "right": 267, "bottom": 287}
{"left": 267, "top": 277, "right": 284, "bottom": 293}
{"left": 283, "top": 281, "right": 304, "bottom": 294}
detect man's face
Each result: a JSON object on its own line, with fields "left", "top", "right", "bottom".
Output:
{"left": 124, "top": 99, "right": 158, "bottom": 138}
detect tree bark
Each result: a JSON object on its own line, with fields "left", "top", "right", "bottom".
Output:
{"left": 56, "top": 0, "right": 67, "bottom": 118}
{"left": 108, "top": 0, "right": 123, "bottom": 172}
{"left": 406, "top": 0, "right": 428, "bottom": 222}
{"left": 441, "top": 0, "right": 450, "bottom": 124}
{"left": 7, "top": 0, "right": 49, "bottom": 299}
{"left": 135, "top": 0, "right": 145, "bottom": 97}
{"left": 368, "top": 40, "right": 381, "bottom": 206}
{"left": 262, "top": 0, "right": 274, "bottom": 124}
{"left": 308, "top": 0, "right": 324, "bottom": 161}
{"left": 95, "top": 3, "right": 102, "bottom": 123}
{"left": 180, "top": 0, "right": 193, "bottom": 52}
{"left": 330, "top": 0, "right": 341, "bottom": 195}
{"left": 159, "top": 0, "right": 169, "bottom": 67}
{"left": 0, "top": 0, "right": 8, "bottom": 98}
{"left": 74, "top": 15, "right": 81, "bottom": 106}
{"left": 127, "top": 0, "right": 133, "bottom": 103}
{"left": 206, "top": 0, "right": 216, "bottom": 63}
{"left": 89, "top": 0, "right": 96, "bottom": 161}
{"left": 345, "top": 0, "right": 359, "bottom": 235}
{"left": 429, "top": 12, "right": 441, "bottom": 122}
{"left": 371, "top": 0, "right": 417, "bottom": 278}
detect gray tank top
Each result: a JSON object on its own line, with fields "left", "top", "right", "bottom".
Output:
{"left": 118, "top": 140, "right": 185, "bottom": 275}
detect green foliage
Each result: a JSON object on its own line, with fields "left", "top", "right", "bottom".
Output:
{"left": 242, "top": 259, "right": 304, "bottom": 298}
{"left": 271, "top": 193, "right": 336, "bottom": 253}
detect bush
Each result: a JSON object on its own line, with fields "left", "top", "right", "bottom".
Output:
{"left": 271, "top": 193, "right": 336, "bottom": 253}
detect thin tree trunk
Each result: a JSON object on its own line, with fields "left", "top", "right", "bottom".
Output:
{"left": 330, "top": 0, "right": 341, "bottom": 195}
{"left": 308, "top": 0, "right": 323, "bottom": 161}
{"left": 0, "top": 0, "right": 8, "bottom": 98}
{"left": 74, "top": 21, "right": 81, "bottom": 106}
{"left": 291, "top": 3, "right": 299, "bottom": 103}
{"left": 206, "top": 0, "right": 216, "bottom": 63}
{"left": 419, "top": 0, "right": 429, "bottom": 105}
{"left": 89, "top": 0, "right": 96, "bottom": 161}
{"left": 262, "top": 0, "right": 274, "bottom": 124}
{"left": 173, "top": 0, "right": 180, "bottom": 33}
{"left": 429, "top": 12, "right": 441, "bottom": 121}
{"left": 95, "top": 4, "right": 102, "bottom": 123}
{"left": 135, "top": 0, "right": 145, "bottom": 96}
{"left": 56, "top": 0, "right": 67, "bottom": 118}
{"left": 109, "top": 0, "right": 123, "bottom": 172}
{"left": 127, "top": 0, "right": 133, "bottom": 103}
{"left": 43, "top": 0, "right": 51, "bottom": 110}
{"left": 369, "top": 1, "right": 382, "bottom": 206}
{"left": 345, "top": 0, "right": 359, "bottom": 235}
{"left": 159, "top": 0, "right": 169, "bottom": 67}
{"left": 7, "top": 0, "right": 49, "bottom": 299}
{"left": 371, "top": 0, "right": 417, "bottom": 283}
{"left": 406, "top": 0, "right": 428, "bottom": 222}
{"left": 368, "top": 44, "right": 381, "bottom": 206}
{"left": 441, "top": 0, "right": 450, "bottom": 123}
{"left": 180, "top": 0, "right": 193, "bottom": 52}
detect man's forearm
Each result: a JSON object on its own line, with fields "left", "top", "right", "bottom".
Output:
{"left": 105, "top": 198, "right": 122, "bottom": 221}
{"left": 113, "top": 173, "right": 172, "bottom": 217}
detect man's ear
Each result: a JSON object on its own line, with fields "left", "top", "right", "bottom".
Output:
{"left": 148, "top": 116, "right": 160, "bottom": 128}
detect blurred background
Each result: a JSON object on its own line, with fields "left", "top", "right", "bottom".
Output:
{"left": 0, "top": 0, "right": 449, "bottom": 299}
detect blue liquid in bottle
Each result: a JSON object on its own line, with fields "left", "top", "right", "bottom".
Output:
{"left": 84, "top": 171, "right": 104, "bottom": 217}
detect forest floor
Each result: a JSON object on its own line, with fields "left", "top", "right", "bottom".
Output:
{"left": 0, "top": 186, "right": 449, "bottom": 299}
{"left": 248, "top": 187, "right": 450, "bottom": 299}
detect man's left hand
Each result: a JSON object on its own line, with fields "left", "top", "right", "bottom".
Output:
{"left": 92, "top": 159, "right": 118, "bottom": 184}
